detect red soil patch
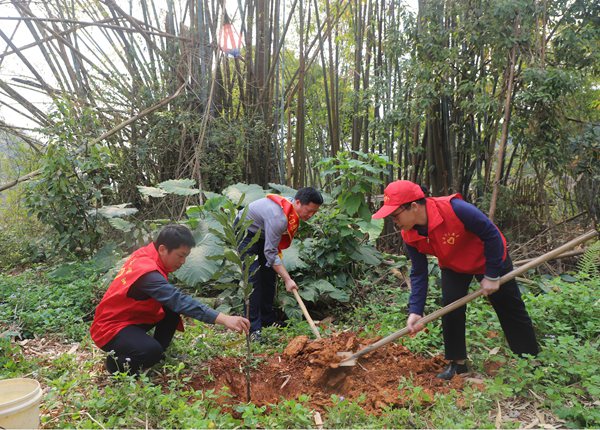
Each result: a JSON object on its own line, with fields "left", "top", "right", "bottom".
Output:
{"left": 190, "top": 332, "right": 466, "bottom": 415}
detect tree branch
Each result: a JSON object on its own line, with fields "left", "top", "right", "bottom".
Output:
{"left": 0, "top": 84, "right": 185, "bottom": 193}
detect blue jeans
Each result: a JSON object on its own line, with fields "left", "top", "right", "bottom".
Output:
{"left": 239, "top": 231, "right": 277, "bottom": 333}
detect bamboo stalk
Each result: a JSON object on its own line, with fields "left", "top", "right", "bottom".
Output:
{"left": 513, "top": 249, "right": 586, "bottom": 266}
{"left": 0, "top": 84, "right": 185, "bottom": 193}
{"left": 0, "top": 79, "right": 50, "bottom": 126}
{"left": 0, "top": 28, "right": 56, "bottom": 95}
{"left": 0, "top": 16, "right": 186, "bottom": 40}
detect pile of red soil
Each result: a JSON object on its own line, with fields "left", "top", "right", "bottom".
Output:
{"left": 189, "top": 332, "right": 466, "bottom": 415}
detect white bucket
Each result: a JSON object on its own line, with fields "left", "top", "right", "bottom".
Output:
{"left": 0, "top": 378, "right": 43, "bottom": 429}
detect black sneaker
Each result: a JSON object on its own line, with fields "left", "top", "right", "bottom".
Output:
{"left": 437, "top": 362, "right": 468, "bottom": 380}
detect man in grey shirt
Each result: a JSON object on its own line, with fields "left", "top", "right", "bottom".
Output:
{"left": 239, "top": 187, "right": 323, "bottom": 337}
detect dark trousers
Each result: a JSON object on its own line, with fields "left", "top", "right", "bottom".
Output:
{"left": 101, "top": 307, "right": 179, "bottom": 374}
{"left": 239, "top": 231, "right": 277, "bottom": 333}
{"left": 441, "top": 256, "right": 539, "bottom": 360}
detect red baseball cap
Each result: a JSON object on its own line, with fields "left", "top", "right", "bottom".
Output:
{"left": 372, "top": 180, "right": 425, "bottom": 219}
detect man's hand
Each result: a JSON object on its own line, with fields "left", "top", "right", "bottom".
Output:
{"left": 480, "top": 277, "right": 500, "bottom": 296}
{"left": 407, "top": 313, "right": 425, "bottom": 335}
{"left": 273, "top": 264, "right": 297, "bottom": 292}
{"left": 215, "top": 314, "right": 250, "bottom": 334}
{"left": 284, "top": 278, "right": 298, "bottom": 292}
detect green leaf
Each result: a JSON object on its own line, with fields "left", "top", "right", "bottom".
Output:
{"left": 282, "top": 241, "right": 308, "bottom": 271}
{"left": 328, "top": 288, "right": 350, "bottom": 302}
{"left": 174, "top": 219, "right": 222, "bottom": 285}
{"left": 279, "top": 293, "right": 303, "bottom": 319}
{"left": 158, "top": 179, "right": 200, "bottom": 196}
{"left": 268, "top": 183, "right": 297, "bottom": 196}
{"left": 90, "top": 243, "right": 121, "bottom": 272}
{"left": 357, "top": 202, "right": 372, "bottom": 222}
{"left": 351, "top": 245, "right": 381, "bottom": 265}
{"left": 95, "top": 204, "right": 138, "bottom": 218}
{"left": 310, "top": 279, "right": 337, "bottom": 293}
{"left": 202, "top": 191, "right": 221, "bottom": 200}
{"left": 560, "top": 274, "right": 578, "bottom": 283}
{"left": 356, "top": 218, "right": 384, "bottom": 241}
{"left": 222, "top": 183, "right": 267, "bottom": 205}
{"left": 107, "top": 217, "right": 135, "bottom": 232}
{"left": 223, "top": 249, "right": 242, "bottom": 267}
{"left": 341, "top": 194, "right": 362, "bottom": 216}
{"left": 298, "top": 286, "right": 318, "bottom": 302}
{"left": 137, "top": 186, "right": 167, "bottom": 198}
{"left": 203, "top": 195, "right": 229, "bottom": 212}
{"left": 186, "top": 206, "right": 202, "bottom": 218}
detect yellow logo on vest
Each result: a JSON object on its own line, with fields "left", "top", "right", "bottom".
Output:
{"left": 442, "top": 232, "right": 459, "bottom": 245}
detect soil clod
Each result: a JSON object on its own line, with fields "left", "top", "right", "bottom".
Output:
{"left": 190, "top": 332, "right": 468, "bottom": 415}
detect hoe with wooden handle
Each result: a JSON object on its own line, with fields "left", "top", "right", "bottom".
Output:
{"left": 337, "top": 229, "right": 598, "bottom": 366}
{"left": 293, "top": 288, "right": 322, "bottom": 339}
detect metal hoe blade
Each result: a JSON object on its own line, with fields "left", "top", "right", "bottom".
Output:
{"left": 336, "top": 351, "right": 356, "bottom": 366}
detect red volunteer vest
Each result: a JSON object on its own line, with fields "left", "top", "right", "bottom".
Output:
{"left": 90, "top": 243, "right": 183, "bottom": 348}
{"left": 401, "top": 195, "right": 507, "bottom": 274}
{"left": 266, "top": 194, "right": 300, "bottom": 251}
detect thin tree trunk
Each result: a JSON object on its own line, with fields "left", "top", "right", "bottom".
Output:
{"left": 489, "top": 17, "right": 519, "bottom": 221}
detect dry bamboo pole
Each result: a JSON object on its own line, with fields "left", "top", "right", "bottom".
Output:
{"left": 0, "top": 14, "right": 21, "bottom": 69}
{"left": 100, "top": 0, "right": 168, "bottom": 61}
{"left": 35, "top": 1, "right": 79, "bottom": 94}
{"left": 0, "top": 16, "right": 182, "bottom": 40}
{"left": 0, "top": 28, "right": 56, "bottom": 96}
{"left": 513, "top": 249, "right": 586, "bottom": 266}
{"left": 0, "top": 84, "right": 185, "bottom": 193}
{"left": 0, "top": 79, "right": 50, "bottom": 126}
{"left": 489, "top": 16, "right": 520, "bottom": 221}
{"left": 5, "top": 8, "right": 121, "bottom": 89}
{"left": 0, "top": 122, "right": 42, "bottom": 154}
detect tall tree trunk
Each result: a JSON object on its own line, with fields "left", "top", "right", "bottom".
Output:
{"left": 351, "top": 0, "right": 365, "bottom": 152}
{"left": 489, "top": 17, "right": 519, "bottom": 221}
{"left": 293, "top": 0, "right": 306, "bottom": 187}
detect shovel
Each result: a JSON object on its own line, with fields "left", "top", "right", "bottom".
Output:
{"left": 293, "top": 288, "right": 322, "bottom": 339}
{"left": 337, "top": 229, "right": 598, "bottom": 366}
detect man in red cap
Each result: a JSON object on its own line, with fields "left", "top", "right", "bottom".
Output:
{"left": 373, "top": 180, "right": 538, "bottom": 379}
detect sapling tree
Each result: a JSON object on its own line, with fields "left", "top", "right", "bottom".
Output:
{"left": 208, "top": 196, "right": 260, "bottom": 402}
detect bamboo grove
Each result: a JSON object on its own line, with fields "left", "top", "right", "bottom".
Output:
{"left": 0, "top": 0, "right": 598, "bottom": 237}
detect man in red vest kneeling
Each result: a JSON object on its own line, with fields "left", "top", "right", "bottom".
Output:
{"left": 238, "top": 187, "right": 323, "bottom": 340}
{"left": 90, "top": 224, "right": 249, "bottom": 375}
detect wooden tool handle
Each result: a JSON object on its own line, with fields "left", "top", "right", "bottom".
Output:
{"left": 293, "top": 289, "right": 322, "bottom": 339}
{"left": 342, "top": 229, "right": 598, "bottom": 363}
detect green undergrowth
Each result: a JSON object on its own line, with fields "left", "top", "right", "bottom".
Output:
{"left": 1, "top": 261, "right": 598, "bottom": 428}
{"left": 0, "top": 262, "right": 100, "bottom": 340}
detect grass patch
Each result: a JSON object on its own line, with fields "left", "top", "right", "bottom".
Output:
{"left": 1, "top": 262, "right": 598, "bottom": 428}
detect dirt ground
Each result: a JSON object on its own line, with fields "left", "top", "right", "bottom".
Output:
{"left": 189, "top": 332, "right": 468, "bottom": 415}
{"left": 11, "top": 335, "right": 564, "bottom": 427}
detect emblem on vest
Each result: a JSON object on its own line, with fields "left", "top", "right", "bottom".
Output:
{"left": 442, "top": 232, "right": 459, "bottom": 245}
